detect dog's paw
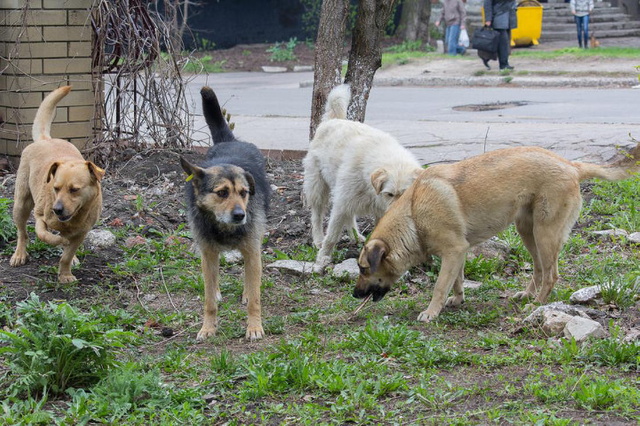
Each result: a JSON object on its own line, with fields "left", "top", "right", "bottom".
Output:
{"left": 445, "top": 295, "right": 465, "bottom": 307}
{"left": 58, "top": 273, "right": 78, "bottom": 283}
{"left": 71, "top": 256, "right": 80, "bottom": 267}
{"left": 9, "top": 252, "right": 28, "bottom": 267}
{"left": 246, "top": 326, "right": 264, "bottom": 340}
{"left": 314, "top": 255, "right": 332, "bottom": 270}
{"left": 196, "top": 326, "right": 217, "bottom": 341}
{"left": 417, "top": 310, "right": 438, "bottom": 323}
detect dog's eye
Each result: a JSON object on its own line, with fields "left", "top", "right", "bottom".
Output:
{"left": 239, "top": 189, "right": 247, "bottom": 198}
{"left": 69, "top": 187, "right": 79, "bottom": 193}
{"left": 216, "top": 189, "right": 229, "bottom": 198}
{"left": 53, "top": 187, "right": 61, "bottom": 193}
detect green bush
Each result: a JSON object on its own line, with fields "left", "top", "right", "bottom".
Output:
{"left": 0, "top": 294, "right": 136, "bottom": 397}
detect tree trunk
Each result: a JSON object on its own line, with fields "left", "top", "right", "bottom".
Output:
{"left": 396, "top": 0, "right": 431, "bottom": 42}
{"left": 309, "top": 0, "right": 349, "bottom": 140}
{"left": 344, "top": 0, "right": 397, "bottom": 123}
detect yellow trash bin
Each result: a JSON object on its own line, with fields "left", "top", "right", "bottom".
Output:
{"left": 511, "top": 0, "right": 544, "bottom": 47}
{"left": 481, "top": 0, "right": 544, "bottom": 47}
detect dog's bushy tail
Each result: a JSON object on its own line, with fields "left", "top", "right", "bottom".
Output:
{"left": 32, "top": 86, "right": 71, "bottom": 142}
{"left": 575, "top": 143, "right": 640, "bottom": 181}
{"left": 201, "top": 86, "right": 235, "bottom": 143}
{"left": 321, "top": 84, "right": 350, "bottom": 122}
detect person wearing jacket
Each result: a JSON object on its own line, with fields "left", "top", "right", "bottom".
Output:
{"left": 435, "top": 0, "right": 468, "bottom": 56}
{"left": 570, "top": 0, "right": 595, "bottom": 48}
{"left": 484, "top": 0, "right": 517, "bottom": 70}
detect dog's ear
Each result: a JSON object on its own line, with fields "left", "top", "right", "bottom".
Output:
{"left": 46, "top": 162, "right": 60, "bottom": 183}
{"left": 244, "top": 171, "right": 256, "bottom": 195}
{"left": 87, "top": 162, "right": 105, "bottom": 182}
{"left": 359, "top": 240, "right": 387, "bottom": 274}
{"left": 370, "top": 168, "right": 389, "bottom": 195}
{"left": 180, "top": 157, "right": 204, "bottom": 183}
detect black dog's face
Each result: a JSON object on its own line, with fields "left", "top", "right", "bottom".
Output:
{"left": 181, "top": 158, "right": 255, "bottom": 226}
{"left": 353, "top": 239, "right": 400, "bottom": 302}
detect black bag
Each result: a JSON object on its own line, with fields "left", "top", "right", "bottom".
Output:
{"left": 471, "top": 26, "right": 499, "bottom": 53}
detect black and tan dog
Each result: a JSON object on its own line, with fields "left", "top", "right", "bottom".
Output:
{"left": 180, "top": 87, "right": 270, "bottom": 341}
{"left": 354, "top": 144, "right": 640, "bottom": 322}
{"left": 10, "top": 86, "right": 105, "bottom": 283}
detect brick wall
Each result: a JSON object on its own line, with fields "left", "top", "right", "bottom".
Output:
{"left": 0, "top": 0, "right": 95, "bottom": 158}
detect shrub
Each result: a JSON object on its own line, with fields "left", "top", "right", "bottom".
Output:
{"left": 0, "top": 294, "right": 136, "bottom": 397}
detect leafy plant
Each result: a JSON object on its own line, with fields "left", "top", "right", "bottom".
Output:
{"left": 600, "top": 274, "right": 640, "bottom": 309}
{"left": 0, "top": 198, "right": 16, "bottom": 245}
{"left": 267, "top": 37, "right": 298, "bottom": 62}
{"left": 0, "top": 294, "right": 136, "bottom": 397}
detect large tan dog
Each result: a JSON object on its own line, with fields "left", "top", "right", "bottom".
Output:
{"left": 303, "top": 84, "right": 422, "bottom": 268}
{"left": 10, "top": 86, "right": 105, "bottom": 283}
{"left": 354, "top": 145, "right": 640, "bottom": 321}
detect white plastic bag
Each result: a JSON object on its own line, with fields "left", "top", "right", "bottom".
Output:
{"left": 459, "top": 28, "right": 470, "bottom": 48}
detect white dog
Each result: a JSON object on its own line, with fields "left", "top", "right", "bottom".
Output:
{"left": 303, "top": 84, "right": 422, "bottom": 268}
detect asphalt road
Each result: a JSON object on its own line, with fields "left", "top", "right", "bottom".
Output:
{"left": 187, "top": 71, "right": 640, "bottom": 164}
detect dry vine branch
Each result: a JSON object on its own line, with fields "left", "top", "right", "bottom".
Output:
{"left": 90, "top": 0, "right": 201, "bottom": 166}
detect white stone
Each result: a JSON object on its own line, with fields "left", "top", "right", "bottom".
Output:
{"left": 591, "top": 229, "right": 629, "bottom": 239}
{"left": 523, "top": 302, "right": 590, "bottom": 324}
{"left": 85, "top": 229, "right": 116, "bottom": 249}
{"left": 222, "top": 250, "right": 242, "bottom": 264}
{"left": 463, "top": 279, "right": 482, "bottom": 289}
{"left": 266, "top": 259, "right": 323, "bottom": 275}
{"left": 623, "top": 327, "right": 640, "bottom": 343}
{"left": 541, "top": 310, "right": 575, "bottom": 336}
{"left": 563, "top": 317, "right": 607, "bottom": 342}
{"left": 261, "top": 66, "right": 287, "bottom": 73}
{"left": 469, "top": 238, "right": 511, "bottom": 262}
{"left": 331, "top": 258, "right": 359, "bottom": 280}
{"left": 293, "top": 65, "right": 313, "bottom": 72}
{"left": 569, "top": 285, "right": 602, "bottom": 305}
{"left": 628, "top": 232, "right": 640, "bottom": 244}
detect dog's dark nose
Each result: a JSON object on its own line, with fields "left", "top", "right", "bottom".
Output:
{"left": 52, "top": 203, "right": 64, "bottom": 216}
{"left": 232, "top": 206, "right": 245, "bottom": 223}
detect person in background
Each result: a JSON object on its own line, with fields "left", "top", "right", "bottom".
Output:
{"left": 435, "top": 0, "right": 467, "bottom": 56}
{"left": 483, "top": 0, "right": 517, "bottom": 70}
{"left": 570, "top": 0, "right": 594, "bottom": 48}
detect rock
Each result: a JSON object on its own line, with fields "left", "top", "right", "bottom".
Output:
{"left": 266, "top": 259, "right": 323, "bottom": 275}
{"left": 222, "top": 250, "right": 243, "bottom": 264}
{"left": 523, "top": 302, "right": 591, "bottom": 324}
{"left": 563, "top": 316, "right": 607, "bottom": 342}
{"left": 468, "top": 238, "right": 510, "bottom": 262}
{"left": 540, "top": 310, "right": 575, "bottom": 336}
{"left": 628, "top": 232, "right": 640, "bottom": 244}
{"left": 569, "top": 285, "right": 601, "bottom": 305}
{"left": 330, "top": 258, "right": 359, "bottom": 280}
{"left": 293, "top": 65, "right": 313, "bottom": 72}
{"left": 591, "top": 229, "right": 628, "bottom": 239}
{"left": 463, "top": 279, "right": 482, "bottom": 289}
{"left": 85, "top": 229, "right": 116, "bottom": 249}
{"left": 261, "top": 66, "right": 287, "bottom": 73}
{"left": 623, "top": 327, "right": 640, "bottom": 342}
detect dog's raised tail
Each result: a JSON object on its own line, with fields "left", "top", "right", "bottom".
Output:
{"left": 575, "top": 143, "right": 640, "bottom": 181}
{"left": 32, "top": 86, "right": 71, "bottom": 142}
{"left": 321, "top": 84, "right": 350, "bottom": 122}
{"left": 201, "top": 86, "right": 235, "bottom": 143}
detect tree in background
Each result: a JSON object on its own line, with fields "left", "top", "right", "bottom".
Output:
{"left": 396, "top": 0, "right": 432, "bottom": 43}
{"left": 310, "top": 0, "right": 397, "bottom": 139}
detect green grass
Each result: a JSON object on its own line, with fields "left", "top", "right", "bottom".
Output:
{"left": 0, "top": 165, "right": 639, "bottom": 423}
{"left": 511, "top": 46, "right": 640, "bottom": 59}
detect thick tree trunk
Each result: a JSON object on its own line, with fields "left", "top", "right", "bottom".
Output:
{"left": 309, "top": 0, "right": 349, "bottom": 140}
{"left": 344, "top": 0, "right": 397, "bottom": 123}
{"left": 397, "top": 0, "right": 431, "bottom": 42}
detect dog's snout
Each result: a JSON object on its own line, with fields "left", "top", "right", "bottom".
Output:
{"left": 52, "top": 203, "right": 64, "bottom": 216}
{"left": 353, "top": 284, "right": 389, "bottom": 301}
{"left": 232, "top": 206, "right": 246, "bottom": 223}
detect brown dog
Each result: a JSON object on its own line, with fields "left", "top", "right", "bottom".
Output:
{"left": 10, "top": 86, "right": 105, "bottom": 283}
{"left": 354, "top": 145, "right": 640, "bottom": 322}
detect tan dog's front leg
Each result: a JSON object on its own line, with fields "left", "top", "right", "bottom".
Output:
{"left": 58, "top": 238, "right": 83, "bottom": 283}
{"left": 35, "top": 218, "right": 68, "bottom": 246}
{"left": 241, "top": 245, "right": 264, "bottom": 340}
{"left": 445, "top": 265, "right": 465, "bottom": 308}
{"left": 197, "top": 246, "right": 220, "bottom": 341}
{"left": 418, "top": 252, "right": 466, "bottom": 322}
